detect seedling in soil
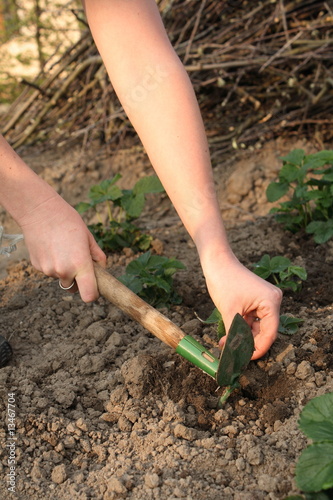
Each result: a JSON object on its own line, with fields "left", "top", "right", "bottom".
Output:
{"left": 76, "top": 174, "right": 164, "bottom": 252}
{"left": 206, "top": 307, "right": 303, "bottom": 340}
{"left": 278, "top": 315, "right": 303, "bottom": 335}
{"left": 203, "top": 308, "right": 303, "bottom": 404}
{"left": 201, "top": 309, "right": 254, "bottom": 404}
{"left": 266, "top": 149, "right": 333, "bottom": 244}
{"left": 291, "top": 392, "right": 333, "bottom": 495}
{"left": 118, "top": 251, "right": 186, "bottom": 309}
{"left": 252, "top": 254, "right": 307, "bottom": 292}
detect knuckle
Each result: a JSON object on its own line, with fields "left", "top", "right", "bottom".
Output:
{"left": 270, "top": 285, "right": 283, "bottom": 303}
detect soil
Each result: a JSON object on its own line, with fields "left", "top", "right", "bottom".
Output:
{"left": 0, "top": 138, "right": 333, "bottom": 500}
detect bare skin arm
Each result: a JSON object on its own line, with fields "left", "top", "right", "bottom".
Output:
{"left": 83, "top": 0, "right": 282, "bottom": 359}
{"left": 0, "top": 134, "right": 106, "bottom": 302}
{"left": 0, "top": 0, "right": 282, "bottom": 358}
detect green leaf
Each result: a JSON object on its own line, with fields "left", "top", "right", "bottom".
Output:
{"left": 279, "top": 279, "right": 299, "bottom": 291}
{"left": 118, "top": 274, "right": 143, "bottom": 294}
{"left": 133, "top": 175, "right": 164, "bottom": 195}
{"left": 75, "top": 202, "right": 92, "bottom": 214}
{"left": 294, "top": 184, "right": 310, "bottom": 202}
{"left": 89, "top": 180, "right": 123, "bottom": 204}
{"left": 306, "top": 190, "right": 327, "bottom": 201}
{"left": 305, "top": 490, "right": 333, "bottom": 500}
{"left": 323, "top": 171, "right": 333, "bottom": 182}
{"left": 280, "top": 163, "right": 300, "bottom": 183}
{"left": 270, "top": 255, "right": 291, "bottom": 273}
{"left": 306, "top": 220, "right": 333, "bottom": 244}
{"left": 307, "top": 150, "right": 333, "bottom": 166}
{"left": 281, "top": 149, "right": 305, "bottom": 166}
{"left": 120, "top": 251, "right": 185, "bottom": 308}
{"left": 204, "top": 308, "right": 222, "bottom": 324}
{"left": 125, "top": 252, "right": 151, "bottom": 275}
{"left": 160, "top": 259, "right": 186, "bottom": 276}
{"left": 289, "top": 265, "right": 307, "bottom": 281}
{"left": 121, "top": 192, "right": 145, "bottom": 218}
{"left": 299, "top": 393, "right": 333, "bottom": 442}
{"left": 252, "top": 254, "right": 272, "bottom": 279}
{"left": 285, "top": 494, "right": 333, "bottom": 500}
{"left": 278, "top": 315, "right": 303, "bottom": 335}
{"left": 266, "top": 181, "right": 289, "bottom": 202}
{"left": 151, "top": 276, "right": 171, "bottom": 293}
{"left": 296, "top": 441, "right": 333, "bottom": 492}
{"left": 136, "top": 234, "right": 153, "bottom": 251}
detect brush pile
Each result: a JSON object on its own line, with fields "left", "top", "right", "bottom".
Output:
{"left": 1, "top": 0, "right": 332, "bottom": 158}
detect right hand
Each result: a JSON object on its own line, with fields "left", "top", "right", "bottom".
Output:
{"left": 20, "top": 194, "right": 106, "bottom": 302}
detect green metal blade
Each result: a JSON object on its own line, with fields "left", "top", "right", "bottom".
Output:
{"left": 216, "top": 313, "right": 254, "bottom": 387}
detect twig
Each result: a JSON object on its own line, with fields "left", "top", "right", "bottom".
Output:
{"left": 183, "top": 0, "right": 207, "bottom": 64}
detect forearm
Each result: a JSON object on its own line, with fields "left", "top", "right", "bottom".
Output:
{"left": 84, "top": 0, "right": 233, "bottom": 264}
{"left": 0, "top": 134, "right": 60, "bottom": 227}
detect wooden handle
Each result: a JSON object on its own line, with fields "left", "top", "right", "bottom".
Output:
{"left": 94, "top": 264, "right": 185, "bottom": 349}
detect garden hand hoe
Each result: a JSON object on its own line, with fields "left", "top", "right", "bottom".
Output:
{"left": 94, "top": 264, "right": 254, "bottom": 393}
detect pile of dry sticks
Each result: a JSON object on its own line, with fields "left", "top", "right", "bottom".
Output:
{"left": 1, "top": 0, "right": 332, "bottom": 158}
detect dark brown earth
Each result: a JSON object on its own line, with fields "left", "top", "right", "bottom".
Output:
{"left": 0, "top": 139, "right": 332, "bottom": 500}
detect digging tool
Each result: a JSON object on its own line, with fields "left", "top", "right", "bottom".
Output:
{"left": 94, "top": 264, "right": 254, "bottom": 390}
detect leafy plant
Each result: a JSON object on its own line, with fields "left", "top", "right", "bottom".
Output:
{"left": 76, "top": 174, "right": 164, "bottom": 252}
{"left": 252, "top": 254, "right": 307, "bottom": 292}
{"left": 266, "top": 149, "right": 333, "bottom": 244}
{"left": 204, "top": 307, "right": 226, "bottom": 340}
{"left": 293, "top": 392, "right": 333, "bottom": 495}
{"left": 278, "top": 315, "right": 303, "bottom": 335}
{"left": 118, "top": 251, "right": 186, "bottom": 308}
{"left": 204, "top": 309, "right": 303, "bottom": 338}
{"left": 285, "top": 491, "right": 333, "bottom": 500}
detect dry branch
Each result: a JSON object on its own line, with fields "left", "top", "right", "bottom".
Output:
{"left": 1, "top": 0, "right": 332, "bottom": 156}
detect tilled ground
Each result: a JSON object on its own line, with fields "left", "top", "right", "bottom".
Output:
{"left": 0, "top": 142, "right": 333, "bottom": 499}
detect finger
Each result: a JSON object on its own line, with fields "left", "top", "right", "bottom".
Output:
{"left": 59, "top": 279, "right": 78, "bottom": 294}
{"left": 74, "top": 233, "right": 106, "bottom": 302}
{"left": 89, "top": 233, "right": 107, "bottom": 267}
{"left": 243, "top": 313, "right": 261, "bottom": 337}
{"left": 75, "top": 263, "right": 100, "bottom": 303}
{"left": 250, "top": 314, "right": 279, "bottom": 360}
{"left": 218, "top": 311, "right": 278, "bottom": 359}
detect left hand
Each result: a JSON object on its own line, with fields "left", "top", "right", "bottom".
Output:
{"left": 202, "top": 251, "right": 283, "bottom": 360}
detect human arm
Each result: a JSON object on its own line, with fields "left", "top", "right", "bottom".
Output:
{"left": 0, "top": 134, "right": 106, "bottom": 302}
{"left": 83, "top": 0, "right": 282, "bottom": 358}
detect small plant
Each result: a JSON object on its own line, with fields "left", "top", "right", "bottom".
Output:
{"left": 118, "top": 251, "right": 186, "bottom": 309}
{"left": 289, "top": 392, "right": 333, "bottom": 496}
{"left": 266, "top": 149, "right": 333, "bottom": 244}
{"left": 76, "top": 174, "right": 165, "bottom": 252}
{"left": 252, "top": 254, "right": 307, "bottom": 292}
{"left": 203, "top": 308, "right": 226, "bottom": 340}
{"left": 278, "top": 315, "right": 303, "bottom": 335}
{"left": 204, "top": 308, "right": 303, "bottom": 338}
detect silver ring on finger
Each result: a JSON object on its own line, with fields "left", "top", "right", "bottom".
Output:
{"left": 59, "top": 280, "right": 76, "bottom": 290}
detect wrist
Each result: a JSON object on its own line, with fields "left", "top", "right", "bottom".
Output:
{"left": 191, "top": 213, "right": 236, "bottom": 270}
